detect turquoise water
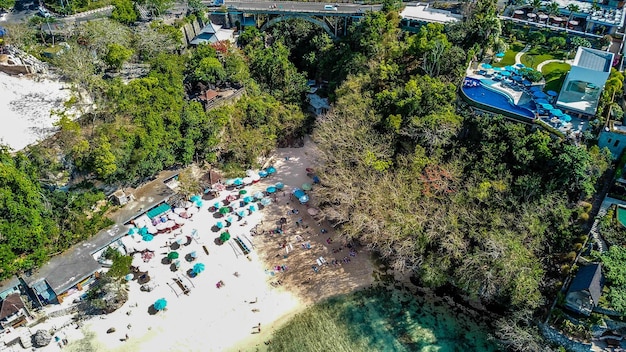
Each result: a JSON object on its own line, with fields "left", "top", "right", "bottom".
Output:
{"left": 268, "top": 286, "right": 500, "bottom": 352}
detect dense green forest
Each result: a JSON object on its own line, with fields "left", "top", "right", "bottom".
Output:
{"left": 0, "top": 0, "right": 616, "bottom": 348}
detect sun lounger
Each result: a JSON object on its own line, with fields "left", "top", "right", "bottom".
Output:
{"left": 203, "top": 245, "right": 209, "bottom": 255}
{"left": 174, "top": 278, "right": 190, "bottom": 295}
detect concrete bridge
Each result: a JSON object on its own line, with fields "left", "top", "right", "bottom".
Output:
{"left": 204, "top": 1, "right": 383, "bottom": 38}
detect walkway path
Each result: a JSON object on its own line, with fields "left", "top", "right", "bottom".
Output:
{"left": 514, "top": 45, "right": 531, "bottom": 65}
{"left": 536, "top": 58, "right": 573, "bottom": 72}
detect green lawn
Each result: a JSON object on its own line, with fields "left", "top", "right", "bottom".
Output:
{"left": 521, "top": 46, "right": 566, "bottom": 69}
{"left": 541, "top": 62, "right": 570, "bottom": 93}
{"left": 492, "top": 42, "right": 525, "bottom": 67}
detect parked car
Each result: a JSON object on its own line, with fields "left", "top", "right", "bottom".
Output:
{"left": 38, "top": 6, "right": 51, "bottom": 18}
{"left": 324, "top": 5, "right": 337, "bottom": 10}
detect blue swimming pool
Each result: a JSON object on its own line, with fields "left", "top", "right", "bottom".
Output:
{"left": 462, "top": 81, "right": 535, "bottom": 119}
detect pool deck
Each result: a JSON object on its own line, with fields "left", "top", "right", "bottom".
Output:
{"left": 465, "top": 68, "right": 591, "bottom": 139}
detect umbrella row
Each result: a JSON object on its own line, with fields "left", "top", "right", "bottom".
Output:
{"left": 225, "top": 166, "right": 277, "bottom": 187}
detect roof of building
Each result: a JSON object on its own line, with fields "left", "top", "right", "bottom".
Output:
{"left": 574, "top": 47, "right": 614, "bottom": 73}
{"left": 567, "top": 263, "right": 604, "bottom": 305}
{"left": 199, "top": 22, "right": 222, "bottom": 34}
{"left": 201, "top": 90, "right": 220, "bottom": 101}
{"left": 0, "top": 293, "right": 25, "bottom": 320}
{"left": 400, "top": 3, "right": 462, "bottom": 24}
{"left": 307, "top": 94, "right": 330, "bottom": 110}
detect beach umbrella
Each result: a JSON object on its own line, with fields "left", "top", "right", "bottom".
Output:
{"left": 226, "top": 194, "right": 237, "bottom": 203}
{"left": 138, "top": 263, "right": 151, "bottom": 273}
{"left": 139, "top": 227, "right": 149, "bottom": 236}
{"left": 535, "top": 98, "right": 550, "bottom": 105}
{"left": 267, "top": 166, "right": 276, "bottom": 174}
{"left": 493, "top": 67, "right": 503, "bottom": 71}
{"left": 195, "top": 200, "right": 203, "bottom": 208}
{"left": 216, "top": 221, "right": 224, "bottom": 229}
{"left": 547, "top": 90, "right": 558, "bottom": 97}
{"left": 275, "top": 182, "right": 284, "bottom": 190}
{"left": 561, "top": 114, "right": 572, "bottom": 122}
{"left": 0, "top": 27, "right": 6, "bottom": 37}
{"left": 233, "top": 178, "right": 244, "bottom": 186}
{"left": 128, "top": 227, "right": 138, "bottom": 235}
{"left": 252, "top": 174, "right": 260, "bottom": 182}
{"left": 515, "top": 63, "right": 525, "bottom": 68}
{"left": 302, "top": 183, "right": 312, "bottom": 191}
{"left": 147, "top": 226, "right": 157, "bottom": 234}
{"left": 512, "top": 76, "right": 522, "bottom": 82}
{"left": 154, "top": 298, "right": 167, "bottom": 311}
{"left": 168, "top": 212, "right": 178, "bottom": 220}
{"left": 495, "top": 52, "right": 505, "bottom": 58}
{"left": 481, "top": 63, "right": 492, "bottom": 69}
{"left": 219, "top": 207, "right": 230, "bottom": 215}
{"left": 237, "top": 210, "right": 246, "bottom": 218}
{"left": 522, "top": 80, "right": 532, "bottom": 86}
{"left": 243, "top": 196, "right": 254, "bottom": 203}
{"left": 213, "top": 202, "right": 221, "bottom": 210}
{"left": 220, "top": 232, "right": 231, "bottom": 242}
{"left": 174, "top": 217, "right": 186, "bottom": 225}
{"left": 192, "top": 263, "right": 205, "bottom": 274}
{"left": 261, "top": 197, "right": 272, "bottom": 206}
{"left": 131, "top": 255, "right": 144, "bottom": 268}
{"left": 125, "top": 274, "right": 134, "bottom": 281}
{"left": 551, "top": 109, "right": 564, "bottom": 117}
{"left": 540, "top": 103, "right": 554, "bottom": 110}
{"left": 225, "top": 179, "right": 235, "bottom": 186}
{"left": 266, "top": 186, "right": 277, "bottom": 194}
{"left": 530, "top": 86, "right": 542, "bottom": 92}
{"left": 259, "top": 170, "right": 268, "bottom": 178}
{"left": 239, "top": 190, "right": 248, "bottom": 196}
{"left": 167, "top": 251, "right": 179, "bottom": 260}
{"left": 505, "top": 65, "right": 516, "bottom": 72}
{"left": 142, "top": 234, "right": 154, "bottom": 242}
{"left": 156, "top": 222, "right": 167, "bottom": 231}
{"left": 226, "top": 216, "right": 234, "bottom": 224}
{"left": 248, "top": 205, "right": 256, "bottom": 212}
{"left": 299, "top": 195, "right": 310, "bottom": 204}
{"left": 243, "top": 177, "right": 253, "bottom": 185}
{"left": 533, "top": 91, "right": 548, "bottom": 99}
{"left": 190, "top": 195, "right": 201, "bottom": 202}
{"left": 213, "top": 183, "right": 226, "bottom": 191}
{"left": 165, "top": 220, "right": 176, "bottom": 229}
{"left": 254, "top": 191, "right": 264, "bottom": 200}
{"left": 500, "top": 70, "right": 511, "bottom": 77}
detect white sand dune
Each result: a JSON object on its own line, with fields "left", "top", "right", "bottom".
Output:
{"left": 38, "top": 138, "right": 374, "bottom": 352}
{"left": 0, "top": 72, "right": 71, "bottom": 151}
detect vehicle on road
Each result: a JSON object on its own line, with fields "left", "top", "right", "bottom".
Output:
{"left": 324, "top": 4, "right": 337, "bottom": 10}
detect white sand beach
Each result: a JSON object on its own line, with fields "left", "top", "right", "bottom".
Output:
{"left": 39, "top": 138, "right": 374, "bottom": 352}
{"left": 0, "top": 72, "right": 71, "bottom": 151}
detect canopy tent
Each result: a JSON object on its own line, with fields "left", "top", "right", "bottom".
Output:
{"left": 147, "top": 203, "right": 172, "bottom": 219}
{"left": 154, "top": 298, "right": 167, "bottom": 311}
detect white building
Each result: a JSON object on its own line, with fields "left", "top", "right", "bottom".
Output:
{"left": 556, "top": 47, "right": 614, "bottom": 118}
{"left": 190, "top": 22, "right": 235, "bottom": 46}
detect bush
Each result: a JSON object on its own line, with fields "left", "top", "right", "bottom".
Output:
{"left": 578, "top": 235, "right": 588, "bottom": 243}
{"left": 573, "top": 243, "right": 583, "bottom": 251}
{"left": 561, "top": 264, "right": 570, "bottom": 274}
{"left": 565, "top": 251, "right": 577, "bottom": 261}
{"left": 579, "top": 201, "right": 592, "bottom": 212}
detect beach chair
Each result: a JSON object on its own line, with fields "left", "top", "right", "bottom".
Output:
{"left": 203, "top": 245, "right": 209, "bottom": 255}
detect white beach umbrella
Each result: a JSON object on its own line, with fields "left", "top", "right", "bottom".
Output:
{"left": 165, "top": 220, "right": 176, "bottom": 228}
{"left": 147, "top": 226, "right": 158, "bottom": 234}
{"left": 168, "top": 212, "right": 178, "bottom": 220}
{"left": 173, "top": 207, "right": 185, "bottom": 215}
{"left": 187, "top": 207, "right": 199, "bottom": 216}
{"left": 174, "top": 217, "right": 186, "bottom": 225}
{"left": 156, "top": 222, "right": 167, "bottom": 231}
{"left": 243, "top": 177, "right": 253, "bottom": 185}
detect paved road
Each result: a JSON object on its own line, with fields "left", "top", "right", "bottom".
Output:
{"left": 206, "top": 0, "right": 382, "bottom": 14}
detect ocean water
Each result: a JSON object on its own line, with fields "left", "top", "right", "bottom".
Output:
{"left": 267, "top": 286, "right": 500, "bottom": 352}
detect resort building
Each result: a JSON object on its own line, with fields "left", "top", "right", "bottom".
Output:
{"left": 190, "top": 22, "right": 235, "bottom": 46}
{"left": 598, "top": 119, "right": 626, "bottom": 159}
{"left": 400, "top": 3, "right": 462, "bottom": 31}
{"left": 555, "top": 47, "right": 614, "bottom": 118}
{"left": 564, "top": 263, "right": 604, "bottom": 316}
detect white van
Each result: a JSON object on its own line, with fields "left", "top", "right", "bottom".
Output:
{"left": 324, "top": 4, "right": 337, "bottom": 10}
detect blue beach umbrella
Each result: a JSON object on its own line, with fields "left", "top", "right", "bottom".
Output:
{"left": 192, "top": 263, "right": 205, "bottom": 274}
{"left": 261, "top": 197, "right": 272, "bottom": 206}
{"left": 267, "top": 166, "right": 276, "bottom": 174}
{"left": 125, "top": 274, "right": 134, "bottom": 281}
{"left": 529, "top": 86, "right": 542, "bottom": 92}
{"left": 190, "top": 195, "right": 201, "bottom": 202}
{"left": 237, "top": 210, "right": 246, "bottom": 218}
{"left": 258, "top": 170, "right": 268, "bottom": 178}
{"left": 512, "top": 76, "right": 523, "bottom": 82}
{"left": 216, "top": 221, "right": 224, "bottom": 229}
{"left": 493, "top": 67, "right": 503, "bottom": 71}
{"left": 275, "top": 182, "right": 284, "bottom": 190}
{"left": 522, "top": 80, "right": 532, "bottom": 86}
{"left": 266, "top": 186, "right": 277, "bottom": 194}
{"left": 500, "top": 70, "right": 511, "bottom": 77}
{"left": 243, "top": 196, "right": 254, "bottom": 203}
{"left": 254, "top": 191, "right": 264, "bottom": 200}
{"left": 481, "top": 63, "right": 492, "bottom": 69}
{"left": 249, "top": 205, "right": 256, "bottom": 212}
{"left": 154, "top": 298, "right": 167, "bottom": 311}
{"left": 551, "top": 109, "right": 564, "bottom": 117}
{"left": 233, "top": 178, "right": 244, "bottom": 186}
{"left": 561, "top": 114, "right": 572, "bottom": 122}
{"left": 540, "top": 103, "right": 554, "bottom": 110}
{"left": 533, "top": 91, "right": 548, "bottom": 99}
{"left": 535, "top": 98, "right": 550, "bottom": 105}
{"left": 515, "top": 63, "right": 525, "bottom": 68}
{"left": 213, "top": 202, "right": 220, "bottom": 209}
{"left": 128, "top": 227, "right": 138, "bottom": 235}
{"left": 195, "top": 200, "right": 203, "bottom": 208}
{"left": 495, "top": 52, "right": 505, "bottom": 58}
{"left": 299, "top": 195, "right": 310, "bottom": 203}
{"left": 505, "top": 65, "right": 517, "bottom": 72}
{"left": 547, "top": 90, "right": 558, "bottom": 97}
{"left": 139, "top": 227, "right": 149, "bottom": 236}
{"left": 142, "top": 234, "right": 154, "bottom": 242}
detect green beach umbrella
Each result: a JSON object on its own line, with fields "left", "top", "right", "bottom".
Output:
{"left": 220, "top": 232, "right": 231, "bottom": 242}
{"left": 239, "top": 190, "right": 247, "bottom": 195}
{"left": 219, "top": 207, "right": 230, "bottom": 215}
{"left": 167, "top": 251, "right": 179, "bottom": 260}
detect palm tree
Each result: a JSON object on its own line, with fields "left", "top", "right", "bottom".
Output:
{"left": 530, "top": 0, "right": 542, "bottom": 14}
{"left": 546, "top": 2, "right": 560, "bottom": 17}
{"left": 566, "top": 3, "right": 580, "bottom": 25}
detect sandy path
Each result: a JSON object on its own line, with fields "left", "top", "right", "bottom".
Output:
{"left": 40, "top": 137, "right": 373, "bottom": 352}
{"left": 0, "top": 72, "right": 72, "bottom": 151}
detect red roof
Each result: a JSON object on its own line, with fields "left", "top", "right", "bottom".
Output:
{"left": 0, "top": 293, "right": 24, "bottom": 320}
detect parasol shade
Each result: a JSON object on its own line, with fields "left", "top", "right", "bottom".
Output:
{"left": 275, "top": 182, "right": 284, "bottom": 190}
{"left": 154, "top": 298, "right": 167, "bottom": 311}
{"left": 167, "top": 251, "right": 179, "bottom": 260}
{"left": 302, "top": 183, "right": 312, "bottom": 191}
{"left": 220, "top": 232, "right": 231, "bottom": 242}
{"left": 219, "top": 207, "right": 230, "bottom": 215}
{"left": 193, "top": 263, "right": 205, "bottom": 274}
